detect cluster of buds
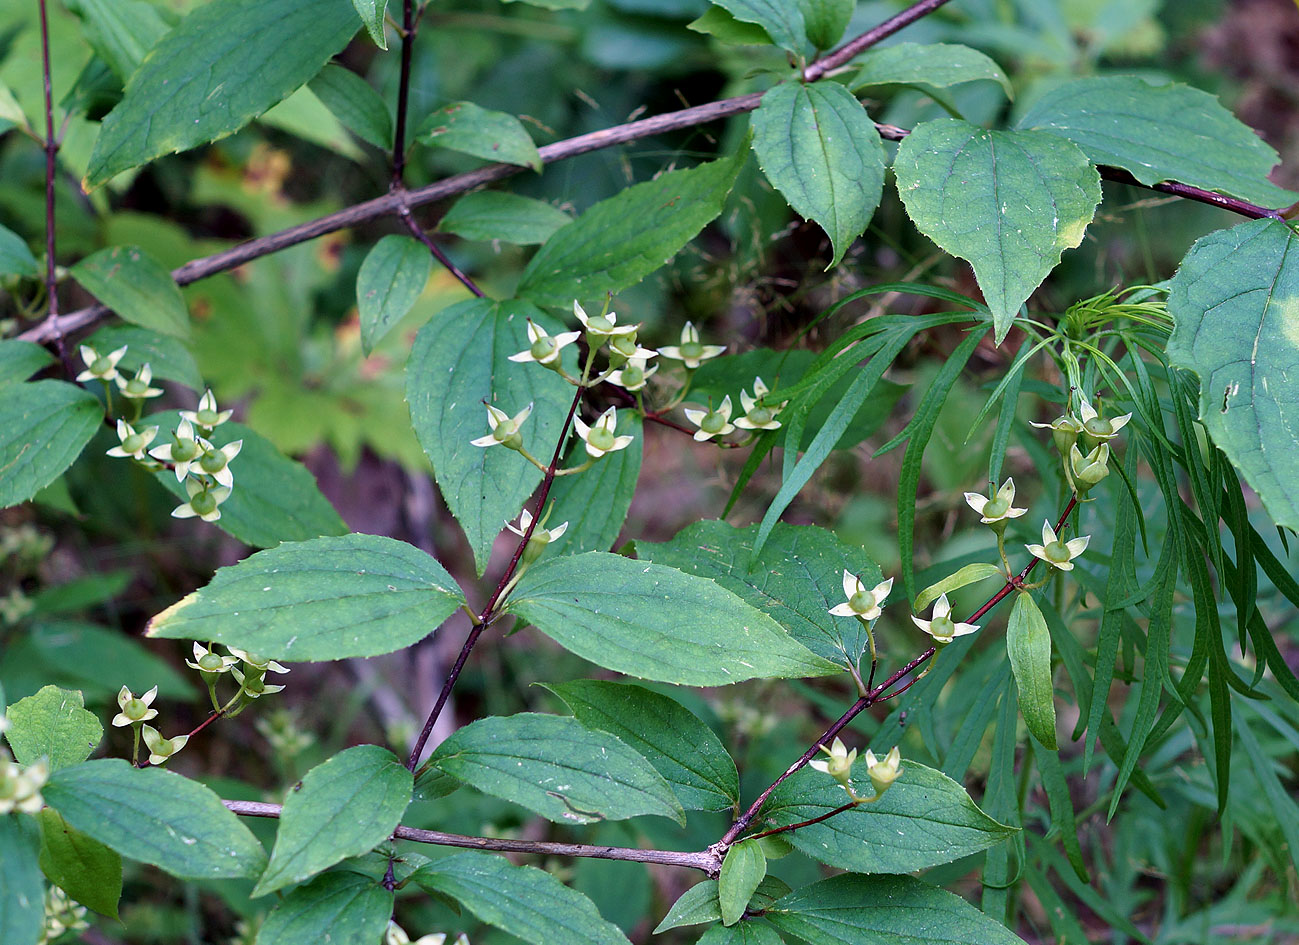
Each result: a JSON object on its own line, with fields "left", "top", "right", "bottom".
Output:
{"left": 1031, "top": 395, "right": 1130, "bottom": 499}
{"left": 187, "top": 643, "right": 289, "bottom": 716}
{"left": 386, "top": 922, "right": 470, "bottom": 945}
{"left": 809, "top": 737, "right": 902, "bottom": 803}
{"left": 38, "top": 886, "right": 88, "bottom": 944}
{"left": 0, "top": 749, "right": 48, "bottom": 816}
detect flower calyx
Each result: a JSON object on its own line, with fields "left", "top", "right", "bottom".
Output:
{"left": 684, "top": 395, "right": 735, "bottom": 442}
{"left": 507, "top": 508, "right": 570, "bottom": 565}
{"left": 809, "top": 736, "right": 857, "bottom": 786}
{"left": 180, "top": 389, "right": 234, "bottom": 431}
{"left": 658, "top": 321, "right": 725, "bottom": 369}
{"left": 113, "top": 685, "right": 159, "bottom": 727}
{"left": 508, "top": 319, "right": 581, "bottom": 370}
{"left": 573, "top": 406, "right": 635, "bottom": 459}
{"left": 470, "top": 403, "right": 533, "bottom": 451}
{"left": 829, "top": 572, "right": 893, "bottom": 622}
{"left": 1068, "top": 442, "right": 1110, "bottom": 497}
{"left": 1026, "top": 520, "right": 1090, "bottom": 572}
{"left": 734, "top": 377, "right": 784, "bottom": 431}
{"left": 964, "top": 477, "right": 1028, "bottom": 530}
{"left": 115, "top": 363, "right": 165, "bottom": 400}
{"left": 76, "top": 344, "right": 128, "bottom": 383}
{"left": 106, "top": 420, "right": 160, "bottom": 461}
{"left": 910, "top": 593, "right": 979, "bottom": 646}
{"left": 141, "top": 724, "right": 189, "bottom": 766}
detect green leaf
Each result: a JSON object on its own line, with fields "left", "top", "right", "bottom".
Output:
{"left": 417, "top": 101, "right": 542, "bottom": 172}
{"left": 0, "top": 223, "right": 39, "bottom": 278}
{"left": 44, "top": 759, "right": 267, "bottom": 880}
{"left": 750, "top": 80, "right": 886, "bottom": 267}
{"left": 438, "top": 192, "right": 574, "bottom": 246}
{"left": 655, "top": 877, "right": 791, "bottom": 932}
{"left": 0, "top": 381, "right": 103, "bottom": 510}
{"left": 63, "top": 0, "right": 169, "bottom": 81}
{"left": 86, "top": 325, "right": 203, "bottom": 389}
{"left": 357, "top": 235, "right": 431, "bottom": 355}
{"left": 719, "top": 840, "right": 766, "bottom": 926}
{"left": 0, "top": 341, "right": 53, "bottom": 388}
{"left": 636, "top": 519, "right": 882, "bottom": 667}
{"left": 432, "top": 712, "right": 684, "bottom": 825}
{"left": 70, "top": 246, "right": 190, "bottom": 340}
{"left": 1029, "top": 735, "right": 1087, "bottom": 881}
{"left": 503, "top": 0, "right": 590, "bottom": 9}
{"left": 687, "top": 6, "right": 774, "bottom": 45}
{"left": 85, "top": 0, "right": 360, "bottom": 188}
{"left": 706, "top": 0, "right": 805, "bottom": 53}
{"left": 849, "top": 43, "right": 1012, "bottom": 98}
{"left": 797, "top": 0, "right": 851, "bottom": 50}
{"left": 543, "top": 412, "right": 642, "bottom": 557}
{"left": 0, "top": 815, "right": 43, "bottom": 945}
{"left": 759, "top": 762, "right": 1015, "bottom": 873}
{"left": 146, "top": 416, "right": 348, "bottom": 548}
{"left": 544, "top": 680, "right": 739, "bottom": 811}
{"left": 1017, "top": 76, "right": 1299, "bottom": 210}
{"left": 147, "top": 533, "right": 464, "bottom": 661}
{"left": 507, "top": 552, "right": 841, "bottom": 685}
{"left": 699, "top": 920, "right": 785, "bottom": 944}
{"left": 516, "top": 154, "right": 742, "bottom": 307}
{"left": 308, "top": 64, "right": 393, "bottom": 150}
{"left": 766, "top": 873, "right": 1029, "bottom": 944}
{"left": 351, "top": 0, "right": 389, "bottom": 49}
{"left": 1167, "top": 218, "right": 1299, "bottom": 531}
{"left": 254, "top": 871, "right": 392, "bottom": 945}
{"left": 36, "top": 808, "right": 122, "bottom": 919}
{"left": 893, "top": 118, "right": 1100, "bottom": 342}
{"left": 405, "top": 298, "right": 574, "bottom": 573}
{"left": 412, "top": 851, "right": 631, "bottom": 945}
{"left": 3, "top": 686, "right": 102, "bottom": 772}
{"left": 914, "top": 563, "right": 1005, "bottom": 614}
{"left": 1006, "top": 592, "right": 1057, "bottom": 750}
{"left": 254, "top": 745, "right": 411, "bottom": 896}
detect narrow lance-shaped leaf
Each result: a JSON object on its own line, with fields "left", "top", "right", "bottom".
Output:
{"left": 254, "top": 745, "right": 412, "bottom": 897}
{"left": 1006, "top": 592, "right": 1057, "bottom": 750}
{"left": 85, "top": 0, "right": 361, "bottom": 187}
{"left": 1167, "top": 218, "right": 1299, "bottom": 531}
{"left": 0, "top": 381, "right": 102, "bottom": 511}
{"left": 750, "top": 80, "right": 886, "bottom": 267}
{"left": 894, "top": 119, "right": 1100, "bottom": 343}
{"left": 506, "top": 552, "right": 842, "bottom": 685}
{"left": 719, "top": 840, "right": 767, "bottom": 926}
{"left": 147, "top": 533, "right": 465, "bottom": 661}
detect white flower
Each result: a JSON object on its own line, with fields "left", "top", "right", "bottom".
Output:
{"left": 113, "top": 685, "right": 158, "bottom": 727}
{"left": 1030, "top": 412, "right": 1083, "bottom": 455}
{"left": 507, "top": 509, "right": 569, "bottom": 564}
{"left": 1068, "top": 442, "right": 1110, "bottom": 495}
{"left": 508, "top": 319, "right": 581, "bottom": 367}
{"left": 171, "top": 478, "right": 232, "bottom": 523}
{"left": 1025, "top": 520, "right": 1090, "bottom": 572}
{"left": 141, "top": 724, "right": 189, "bottom": 766}
{"left": 114, "top": 363, "right": 165, "bottom": 400}
{"left": 180, "top": 389, "right": 234, "bottom": 431}
{"left": 828, "top": 572, "right": 893, "bottom": 621}
{"left": 607, "top": 356, "right": 658, "bottom": 391}
{"left": 684, "top": 395, "right": 735, "bottom": 442}
{"left": 0, "top": 756, "right": 47, "bottom": 815}
{"left": 193, "top": 438, "right": 243, "bottom": 489}
{"left": 106, "top": 420, "right": 159, "bottom": 460}
{"left": 808, "top": 736, "right": 856, "bottom": 783}
{"left": 470, "top": 403, "right": 533, "bottom": 450}
{"left": 864, "top": 746, "right": 902, "bottom": 795}
{"left": 226, "top": 647, "right": 290, "bottom": 675}
{"left": 963, "top": 477, "right": 1028, "bottom": 524}
{"left": 1077, "top": 396, "right": 1132, "bottom": 443}
{"left": 606, "top": 332, "right": 658, "bottom": 366}
{"left": 386, "top": 923, "right": 461, "bottom": 945}
{"left": 573, "top": 406, "right": 634, "bottom": 458}
{"left": 186, "top": 642, "right": 238, "bottom": 675}
{"left": 657, "top": 321, "right": 725, "bottom": 369}
{"left": 75, "top": 344, "right": 127, "bottom": 382}
{"left": 573, "top": 300, "right": 637, "bottom": 340}
{"left": 910, "top": 593, "right": 979, "bottom": 645}
{"left": 734, "top": 377, "right": 784, "bottom": 430}
{"left": 149, "top": 419, "right": 205, "bottom": 480}
{"left": 231, "top": 665, "right": 285, "bottom": 699}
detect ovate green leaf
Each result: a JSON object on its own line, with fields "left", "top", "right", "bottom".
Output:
{"left": 438, "top": 192, "right": 573, "bottom": 246}
{"left": 655, "top": 877, "right": 790, "bottom": 932}
{"left": 36, "top": 809, "right": 122, "bottom": 919}
{"left": 507, "top": 552, "right": 841, "bottom": 685}
{"left": 636, "top": 519, "right": 882, "bottom": 666}
{"left": 255, "top": 871, "right": 392, "bottom": 945}
{"left": 351, "top": 0, "right": 389, "bottom": 49}
{"left": 1006, "top": 592, "right": 1058, "bottom": 750}
{"left": 1167, "top": 218, "right": 1299, "bottom": 530}
{"left": 798, "top": 0, "right": 852, "bottom": 50}
{"left": 1017, "top": 76, "right": 1298, "bottom": 209}
{"left": 147, "top": 533, "right": 464, "bottom": 661}
{"left": 706, "top": 0, "right": 805, "bottom": 52}
{"left": 0, "top": 223, "right": 39, "bottom": 278}
{"left": 430, "top": 712, "right": 684, "bottom": 825}
{"left": 0, "top": 381, "right": 103, "bottom": 510}
{"left": 63, "top": 0, "right": 169, "bottom": 81}
{"left": 760, "top": 762, "right": 1015, "bottom": 873}
{"left": 699, "top": 920, "right": 784, "bottom": 944}
{"left": 44, "top": 759, "right": 267, "bottom": 880}
{"left": 0, "top": 341, "right": 53, "bottom": 388}
{"left": 254, "top": 745, "right": 411, "bottom": 896}
{"left": 766, "top": 873, "right": 1028, "bottom": 944}
{"left": 418, "top": 101, "right": 542, "bottom": 172}
{"left": 357, "top": 235, "right": 431, "bottom": 354}
{"left": 750, "top": 80, "right": 886, "bottom": 267}
{"left": 719, "top": 840, "right": 766, "bottom": 926}
{"left": 545, "top": 680, "right": 739, "bottom": 810}
{"left": 86, "top": 325, "right": 203, "bottom": 389}
{"left": 309, "top": 64, "right": 393, "bottom": 150}
{"left": 405, "top": 298, "right": 574, "bottom": 572}
{"left": 850, "top": 43, "right": 1012, "bottom": 98}
{"left": 0, "top": 815, "right": 43, "bottom": 945}
{"left": 71, "top": 246, "right": 190, "bottom": 339}
{"left": 543, "top": 412, "right": 642, "bottom": 557}
{"left": 687, "top": 6, "right": 774, "bottom": 45}
{"left": 894, "top": 119, "right": 1100, "bottom": 342}
{"left": 412, "top": 851, "right": 631, "bottom": 945}
{"left": 3, "top": 686, "right": 102, "bottom": 771}
{"left": 516, "top": 154, "right": 742, "bottom": 307}
{"left": 85, "top": 0, "right": 360, "bottom": 188}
